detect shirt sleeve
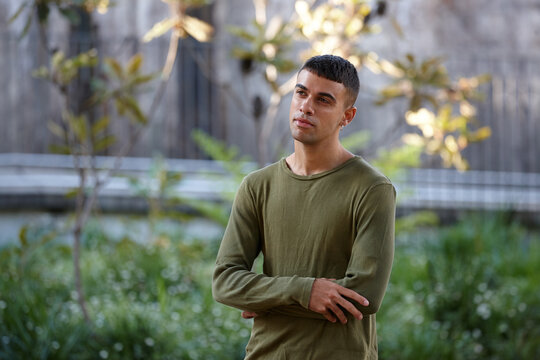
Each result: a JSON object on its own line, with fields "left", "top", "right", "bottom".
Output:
{"left": 264, "top": 182, "right": 396, "bottom": 320}
{"left": 212, "top": 178, "right": 315, "bottom": 312}
{"left": 334, "top": 182, "right": 396, "bottom": 315}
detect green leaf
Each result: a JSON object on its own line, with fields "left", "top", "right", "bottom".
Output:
{"left": 18, "top": 13, "right": 33, "bottom": 40}
{"left": 227, "top": 25, "right": 257, "bottom": 42}
{"left": 19, "top": 225, "right": 28, "bottom": 248}
{"left": 120, "top": 96, "right": 147, "bottom": 124}
{"left": 127, "top": 54, "right": 143, "bottom": 75}
{"left": 104, "top": 58, "right": 124, "bottom": 79}
{"left": 94, "top": 134, "right": 116, "bottom": 152}
{"left": 49, "top": 144, "right": 71, "bottom": 154}
{"left": 47, "top": 121, "right": 66, "bottom": 139}
{"left": 70, "top": 114, "right": 89, "bottom": 142}
{"left": 131, "top": 73, "right": 157, "bottom": 86}
{"left": 8, "top": 3, "right": 27, "bottom": 24}
{"left": 91, "top": 116, "right": 110, "bottom": 137}
{"left": 231, "top": 47, "right": 255, "bottom": 60}
{"left": 115, "top": 98, "right": 126, "bottom": 116}
{"left": 51, "top": 51, "right": 65, "bottom": 70}
{"left": 379, "top": 85, "right": 403, "bottom": 99}
{"left": 65, "top": 188, "right": 80, "bottom": 199}
{"left": 32, "top": 66, "right": 49, "bottom": 79}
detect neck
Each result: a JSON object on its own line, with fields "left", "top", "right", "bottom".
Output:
{"left": 286, "top": 140, "right": 353, "bottom": 176}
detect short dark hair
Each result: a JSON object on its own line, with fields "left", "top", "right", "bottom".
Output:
{"left": 300, "top": 55, "right": 360, "bottom": 108}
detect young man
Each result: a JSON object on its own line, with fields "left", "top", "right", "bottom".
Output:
{"left": 212, "top": 55, "right": 396, "bottom": 359}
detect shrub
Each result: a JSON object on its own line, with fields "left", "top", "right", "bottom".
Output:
{"left": 378, "top": 214, "right": 540, "bottom": 360}
{"left": 0, "top": 218, "right": 250, "bottom": 359}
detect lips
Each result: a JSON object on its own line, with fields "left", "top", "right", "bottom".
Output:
{"left": 294, "top": 117, "right": 314, "bottom": 128}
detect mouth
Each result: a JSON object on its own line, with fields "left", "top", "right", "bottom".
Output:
{"left": 294, "top": 117, "right": 314, "bottom": 128}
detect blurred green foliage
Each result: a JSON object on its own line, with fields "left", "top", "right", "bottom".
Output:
{"left": 1, "top": 214, "right": 538, "bottom": 359}
{"left": 378, "top": 214, "right": 540, "bottom": 359}
{"left": 0, "top": 219, "right": 249, "bottom": 360}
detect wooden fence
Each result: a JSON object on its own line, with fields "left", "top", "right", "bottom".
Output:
{"left": 0, "top": 31, "right": 539, "bottom": 173}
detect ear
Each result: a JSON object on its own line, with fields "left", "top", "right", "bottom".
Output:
{"left": 341, "top": 106, "right": 356, "bottom": 127}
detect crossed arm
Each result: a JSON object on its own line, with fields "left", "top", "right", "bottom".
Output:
{"left": 212, "top": 180, "right": 396, "bottom": 324}
{"left": 242, "top": 278, "right": 370, "bottom": 324}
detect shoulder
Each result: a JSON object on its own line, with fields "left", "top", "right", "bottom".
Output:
{"left": 345, "top": 156, "right": 393, "bottom": 189}
{"left": 242, "top": 160, "right": 281, "bottom": 187}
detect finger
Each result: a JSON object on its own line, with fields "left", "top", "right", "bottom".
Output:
{"left": 336, "top": 297, "right": 363, "bottom": 320}
{"left": 328, "top": 304, "right": 348, "bottom": 324}
{"left": 323, "top": 311, "right": 337, "bottom": 323}
{"left": 242, "top": 311, "right": 257, "bottom": 319}
{"left": 338, "top": 287, "right": 369, "bottom": 307}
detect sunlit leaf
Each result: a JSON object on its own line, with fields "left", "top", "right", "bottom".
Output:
{"left": 470, "top": 126, "right": 492, "bottom": 142}
{"left": 390, "top": 16, "right": 404, "bottom": 38}
{"left": 51, "top": 51, "right": 65, "bottom": 70}
{"left": 143, "top": 17, "right": 176, "bottom": 43}
{"left": 183, "top": 15, "right": 213, "bottom": 42}
{"left": 32, "top": 66, "right": 49, "bottom": 79}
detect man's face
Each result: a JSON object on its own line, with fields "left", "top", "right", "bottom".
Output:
{"left": 289, "top": 69, "right": 353, "bottom": 146}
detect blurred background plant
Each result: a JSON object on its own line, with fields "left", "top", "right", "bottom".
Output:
{"left": 224, "top": 0, "right": 491, "bottom": 174}
{"left": 3, "top": 0, "right": 539, "bottom": 359}
{"left": 1, "top": 212, "right": 538, "bottom": 359}
{"left": 8, "top": 0, "right": 214, "bottom": 324}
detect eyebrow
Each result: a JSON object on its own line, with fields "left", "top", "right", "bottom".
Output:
{"left": 295, "top": 84, "right": 337, "bottom": 103}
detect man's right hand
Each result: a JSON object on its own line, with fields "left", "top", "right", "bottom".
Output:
{"left": 308, "top": 278, "right": 369, "bottom": 324}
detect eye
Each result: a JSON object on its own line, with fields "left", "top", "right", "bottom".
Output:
{"left": 318, "top": 97, "right": 330, "bottom": 104}
{"left": 295, "top": 89, "right": 307, "bottom": 96}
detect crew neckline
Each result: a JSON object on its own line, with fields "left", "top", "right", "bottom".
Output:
{"left": 280, "top": 155, "right": 359, "bottom": 180}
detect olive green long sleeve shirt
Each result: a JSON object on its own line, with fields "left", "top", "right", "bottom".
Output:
{"left": 212, "top": 156, "right": 396, "bottom": 359}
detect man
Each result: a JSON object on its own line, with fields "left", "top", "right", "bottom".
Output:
{"left": 212, "top": 55, "right": 396, "bottom": 359}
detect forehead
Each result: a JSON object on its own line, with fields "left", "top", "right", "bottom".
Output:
{"left": 296, "top": 69, "right": 347, "bottom": 100}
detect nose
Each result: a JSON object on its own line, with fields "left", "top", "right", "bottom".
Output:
{"left": 299, "top": 96, "right": 314, "bottom": 116}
